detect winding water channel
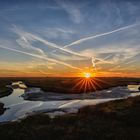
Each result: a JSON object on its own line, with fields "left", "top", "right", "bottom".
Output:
{"left": 0, "top": 81, "right": 140, "bottom": 122}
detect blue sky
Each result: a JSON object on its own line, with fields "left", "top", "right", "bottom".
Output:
{"left": 0, "top": 0, "right": 140, "bottom": 77}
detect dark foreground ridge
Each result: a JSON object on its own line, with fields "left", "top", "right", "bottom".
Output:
{"left": 1, "top": 95, "right": 140, "bottom": 140}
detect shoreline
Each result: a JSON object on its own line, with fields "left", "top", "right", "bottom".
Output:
{"left": 22, "top": 85, "right": 140, "bottom": 101}
{"left": 1, "top": 88, "right": 139, "bottom": 123}
{"left": 1, "top": 77, "right": 140, "bottom": 94}
{"left": 0, "top": 78, "right": 139, "bottom": 123}
{"left": 0, "top": 77, "right": 140, "bottom": 124}
{"left": 0, "top": 87, "right": 13, "bottom": 98}
{"left": 0, "top": 102, "right": 5, "bottom": 115}
{"left": 1, "top": 95, "right": 140, "bottom": 139}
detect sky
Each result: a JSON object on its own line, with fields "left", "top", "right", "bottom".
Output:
{"left": 0, "top": 0, "right": 140, "bottom": 77}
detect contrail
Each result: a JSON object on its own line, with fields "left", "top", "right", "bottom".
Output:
{"left": 63, "top": 23, "right": 138, "bottom": 48}
{"left": 51, "top": 23, "right": 139, "bottom": 70}
{"left": 95, "top": 54, "right": 115, "bottom": 65}
{"left": 91, "top": 57, "right": 96, "bottom": 70}
{"left": 29, "top": 33, "right": 88, "bottom": 58}
{"left": 13, "top": 26, "right": 87, "bottom": 58}
{"left": 16, "top": 36, "right": 46, "bottom": 57}
{"left": 12, "top": 23, "right": 139, "bottom": 73}
{"left": 0, "top": 45, "right": 82, "bottom": 70}
{"left": 91, "top": 55, "right": 113, "bottom": 71}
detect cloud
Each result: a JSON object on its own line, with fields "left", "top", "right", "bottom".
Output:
{"left": 0, "top": 45, "right": 82, "bottom": 70}
{"left": 37, "top": 27, "right": 75, "bottom": 40}
{"left": 12, "top": 21, "right": 140, "bottom": 75}
{"left": 50, "top": 49, "right": 88, "bottom": 61}
{"left": 16, "top": 36, "right": 46, "bottom": 56}
{"left": 51, "top": 23, "right": 139, "bottom": 67}
{"left": 12, "top": 23, "right": 140, "bottom": 74}
{"left": 13, "top": 26, "right": 86, "bottom": 58}
{"left": 63, "top": 23, "right": 139, "bottom": 48}
{"left": 79, "top": 42, "right": 140, "bottom": 72}
{"left": 57, "top": 0, "right": 83, "bottom": 23}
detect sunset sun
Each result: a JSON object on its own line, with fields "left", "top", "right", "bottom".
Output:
{"left": 84, "top": 73, "right": 92, "bottom": 78}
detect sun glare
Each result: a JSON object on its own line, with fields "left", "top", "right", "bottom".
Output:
{"left": 84, "top": 73, "right": 92, "bottom": 78}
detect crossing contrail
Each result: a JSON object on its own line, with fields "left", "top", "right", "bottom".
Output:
{"left": 13, "top": 26, "right": 87, "bottom": 58}
{"left": 11, "top": 23, "right": 139, "bottom": 72}
{"left": 0, "top": 45, "right": 82, "bottom": 70}
{"left": 50, "top": 23, "right": 139, "bottom": 70}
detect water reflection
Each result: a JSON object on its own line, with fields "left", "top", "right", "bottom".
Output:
{"left": 128, "top": 85, "right": 140, "bottom": 92}
{"left": 0, "top": 81, "right": 140, "bottom": 122}
{"left": 0, "top": 89, "right": 25, "bottom": 107}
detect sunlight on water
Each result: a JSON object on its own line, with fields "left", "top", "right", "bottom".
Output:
{"left": 128, "top": 85, "right": 140, "bottom": 91}
{"left": 0, "top": 82, "right": 140, "bottom": 122}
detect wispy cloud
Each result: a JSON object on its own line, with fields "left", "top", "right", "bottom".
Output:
{"left": 36, "top": 27, "right": 75, "bottom": 40}
{"left": 56, "top": 23, "right": 139, "bottom": 71}
{"left": 13, "top": 26, "right": 86, "bottom": 58}
{"left": 57, "top": 0, "right": 83, "bottom": 23}
{"left": 16, "top": 35, "right": 46, "bottom": 56}
{"left": 0, "top": 45, "right": 82, "bottom": 70}
{"left": 63, "top": 23, "right": 139, "bottom": 48}
{"left": 51, "top": 23, "right": 139, "bottom": 65}
{"left": 0, "top": 0, "right": 140, "bottom": 77}
{"left": 12, "top": 23, "right": 140, "bottom": 74}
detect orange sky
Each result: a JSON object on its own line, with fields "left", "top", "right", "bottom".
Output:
{"left": 0, "top": 1, "right": 140, "bottom": 78}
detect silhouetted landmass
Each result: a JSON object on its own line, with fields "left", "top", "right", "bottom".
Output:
{"left": 0, "top": 79, "right": 13, "bottom": 98}
{"left": 0, "top": 77, "right": 140, "bottom": 94}
{"left": 0, "top": 95, "right": 140, "bottom": 139}
{"left": 23, "top": 77, "right": 140, "bottom": 93}
{"left": 0, "top": 102, "right": 5, "bottom": 115}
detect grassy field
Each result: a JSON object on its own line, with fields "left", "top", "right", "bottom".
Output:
{"left": 0, "top": 77, "right": 140, "bottom": 94}
{"left": 0, "top": 95, "right": 140, "bottom": 139}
